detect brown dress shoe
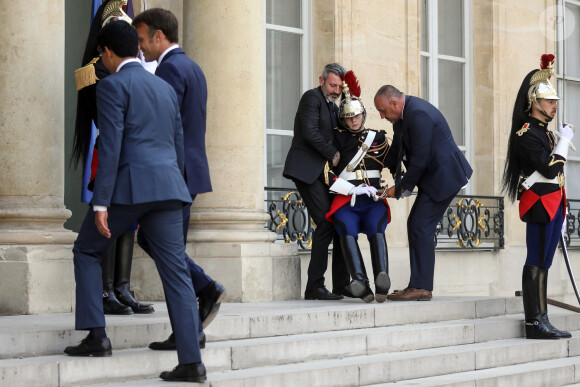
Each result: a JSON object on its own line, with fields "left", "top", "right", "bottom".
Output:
{"left": 386, "top": 287, "right": 432, "bottom": 301}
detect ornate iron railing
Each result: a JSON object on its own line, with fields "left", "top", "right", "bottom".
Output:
{"left": 265, "top": 187, "right": 314, "bottom": 249}
{"left": 266, "top": 188, "right": 505, "bottom": 251}
{"left": 435, "top": 195, "right": 504, "bottom": 251}
{"left": 563, "top": 199, "right": 580, "bottom": 249}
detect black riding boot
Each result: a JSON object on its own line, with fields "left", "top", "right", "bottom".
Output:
{"left": 522, "top": 265, "right": 558, "bottom": 339}
{"left": 539, "top": 267, "right": 571, "bottom": 338}
{"left": 102, "top": 239, "right": 133, "bottom": 315}
{"left": 369, "top": 233, "right": 391, "bottom": 303}
{"left": 340, "top": 235, "right": 374, "bottom": 303}
{"left": 114, "top": 229, "right": 155, "bottom": 314}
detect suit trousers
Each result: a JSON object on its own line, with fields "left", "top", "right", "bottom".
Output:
{"left": 294, "top": 179, "right": 350, "bottom": 290}
{"left": 407, "top": 189, "right": 456, "bottom": 291}
{"left": 138, "top": 194, "right": 212, "bottom": 329}
{"left": 73, "top": 201, "right": 201, "bottom": 364}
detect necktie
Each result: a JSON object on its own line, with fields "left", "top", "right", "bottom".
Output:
{"left": 394, "top": 122, "right": 404, "bottom": 182}
{"left": 328, "top": 101, "right": 338, "bottom": 129}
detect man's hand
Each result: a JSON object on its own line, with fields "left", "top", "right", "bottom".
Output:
{"left": 386, "top": 186, "right": 396, "bottom": 198}
{"left": 332, "top": 151, "right": 340, "bottom": 167}
{"left": 95, "top": 210, "right": 111, "bottom": 238}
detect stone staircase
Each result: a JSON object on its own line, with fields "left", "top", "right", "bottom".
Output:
{"left": 1, "top": 296, "right": 580, "bottom": 386}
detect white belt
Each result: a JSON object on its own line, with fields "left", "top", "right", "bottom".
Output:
{"left": 521, "top": 171, "right": 558, "bottom": 190}
{"left": 343, "top": 170, "right": 381, "bottom": 181}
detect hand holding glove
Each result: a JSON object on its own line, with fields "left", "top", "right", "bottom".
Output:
{"left": 349, "top": 185, "right": 378, "bottom": 197}
{"left": 558, "top": 121, "right": 574, "bottom": 141}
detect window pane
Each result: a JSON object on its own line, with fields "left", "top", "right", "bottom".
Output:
{"left": 421, "top": 0, "right": 429, "bottom": 51}
{"left": 566, "top": 162, "right": 580, "bottom": 199}
{"left": 266, "top": 0, "right": 301, "bottom": 28}
{"left": 563, "top": 80, "right": 580, "bottom": 159}
{"left": 421, "top": 55, "right": 429, "bottom": 99}
{"left": 267, "top": 135, "right": 295, "bottom": 189}
{"left": 438, "top": 59, "right": 464, "bottom": 146}
{"left": 565, "top": 4, "right": 580, "bottom": 78}
{"left": 438, "top": 0, "right": 463, "bottom": 57}
{"left": 266, "top": 30, "right": 301, "bottom": 131}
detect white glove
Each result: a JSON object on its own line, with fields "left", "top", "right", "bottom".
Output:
{"left": 349, "top": 185, "right": 377, "bottom": 197}
{"left": 558, "top": 121, "right": 574, "bottom": 141}
{"left": 400, "top": 189, "right": 412, "bottom": 198}
{"left": 563, "top": 216, "right": 568, "bottom": 235}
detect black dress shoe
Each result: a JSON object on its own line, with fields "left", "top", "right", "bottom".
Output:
{"left": 64, "top": 336, "right": 112, "bottom": 357}
{"left": 103, "top": 293, "right": 133, "bottom": 315}
{"left": 116, "top": 292, "right": 155, "bottom": 314}
{"left": 160, "top": 362, "right": 207, "bottom": 383}
{"left": 198, "top": 280, "right": 226, "bottom": 329}
{"left": 149, "top": 331, "right": 206, "bottom": 350}
{"left": 304, "top": 287, "right": 344, "bottom": 300}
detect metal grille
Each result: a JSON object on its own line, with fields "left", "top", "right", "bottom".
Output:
{"left": 266, "top": 188, "right": 505, "bottom": 251}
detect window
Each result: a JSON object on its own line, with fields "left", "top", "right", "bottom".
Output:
{"left": 265, "top": 0, "right": 311, "bottom": 192}
{"left": 420, "top": 0, "right": 472, "bottom": 191}
{"left": 557, "top": 1, "right": 580, "bottom": 196}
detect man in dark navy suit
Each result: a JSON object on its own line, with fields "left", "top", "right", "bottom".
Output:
{"left": 64, "top": 21, "right": 206, "bottom": 383}
{"left": 132, "top": 9, "right": 226, "bottom": 350}
{"left": 374, "top": 85, "right": 472, "bottom": 301}
{"left": 283, "top": 63, "right": 350, "bottom": 300}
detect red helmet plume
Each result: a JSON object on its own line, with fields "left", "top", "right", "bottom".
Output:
{"left": 540, "top": 54, "right": 555, "bottom": 70}
{"left": 341, "top": 70, "right": 361, "bottom": 98}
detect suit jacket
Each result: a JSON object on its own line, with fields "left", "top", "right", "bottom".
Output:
{"left": 385, "top": 96, "right": 473, "bottom": 202}
{"left": 156, "top": 48, "right": 212, "bottom": 195}
{"left": 283, "top": 87, "right": 339, "bottom": 184}
{"left": 93, "top": 61, "right": 191, "bottom": 207}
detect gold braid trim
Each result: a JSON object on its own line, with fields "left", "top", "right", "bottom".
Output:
{"left": 324, "top": 162, "right": 330, "bottom": 186}
{"left": 74, "top": 57, "right": 100, "bottom": 91}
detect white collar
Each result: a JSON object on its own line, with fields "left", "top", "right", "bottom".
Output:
{"left": 116, "top": 58, "right": 141, "bottom": 73}
{"left": 158, "top": 44, "right": 180, "bottom": 64}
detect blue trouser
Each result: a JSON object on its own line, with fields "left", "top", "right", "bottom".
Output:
{"left": 73, "top": 201, "right": 201, "bottom": 364}
{"left": 525, "top": 201, "right": 564, "bottom": 269}
{"left": 138, "top": 195, "right": 212, "bottom": 333}
{"left": 407, "top": 189, "right": 456, "bottom": 291}
{"left": 331, "top": 195, "right": 389, "bottom": 238}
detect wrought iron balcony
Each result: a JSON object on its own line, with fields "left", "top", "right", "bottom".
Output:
{"left": 563, "top": 199, "right": 580, "bottom": 249}
{"left": 266, "top": 187, "right": 505, "bottom": 251}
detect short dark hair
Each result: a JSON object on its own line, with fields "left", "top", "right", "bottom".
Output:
{"left": 375, "top": 85, "right": 404, "bottom": 100}
{"left": 132, "top": 8, "right": 179, "bottom": 43}
{"left": 97, "top": 20, "right": 139, "bottom": 58}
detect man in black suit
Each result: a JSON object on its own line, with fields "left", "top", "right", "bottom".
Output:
{"left": 374, "top": 85, "right": 472, "bottom": 301}
{"left": 283, "top": 63, "right": 350, "bottom": 300}
{"left": 64, "top": 21, "right": 206, "bottom": 383}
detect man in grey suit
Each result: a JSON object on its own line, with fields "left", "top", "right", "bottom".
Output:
{"left": 64, "top": 21, "right": 206, "bottom": 383}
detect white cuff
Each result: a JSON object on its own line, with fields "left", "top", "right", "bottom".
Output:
{"left": 329, "top": 178, "right": 356, "bottom": 196}
{"left": 552, "top": 136, "right": 570, "bottom": 160}
{"left": 93, "top": 205, "right": 107, "bottom": 212}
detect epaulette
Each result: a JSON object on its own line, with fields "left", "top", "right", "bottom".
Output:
{"left": 74, "top": 57, "right": 100, "bottom": 91}
{"left": 516, "top": 122, "right": 530, "bottom": 137}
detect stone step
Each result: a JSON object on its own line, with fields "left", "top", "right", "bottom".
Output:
{"left": 0, "top": 296, "right": 526, "bottom": 360}
{"left": 372, "top": 355, "right": 580, "bottom": 386}
{"left": 79, "top": 335, "right": 580, "bottom": 387}
{"left": 3, "top": 327, "right": 579, "bottom": 387}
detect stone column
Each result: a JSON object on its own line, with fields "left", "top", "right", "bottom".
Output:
{"left": 0, "top": 0, "right": 76, "bottom": 314}
{"left": 133, "top": 0, "right": 300, "bottom": 302}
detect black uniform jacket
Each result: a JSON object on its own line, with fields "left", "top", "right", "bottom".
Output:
{"left": 516, "top": 116, "right": 566, "bottom": 223}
